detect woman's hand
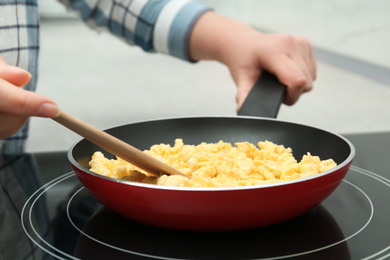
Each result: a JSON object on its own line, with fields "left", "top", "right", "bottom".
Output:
{"left": 189, "top": 12, "right": 316, "bottom": 112}
{"left": 0, "top": 57, "right": 58, "bottom": 139}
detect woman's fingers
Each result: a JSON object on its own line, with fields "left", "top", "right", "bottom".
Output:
{"left": 0, "top": 57, "right": 32, "bottom": 86}
{"left": 266, "top": 54, "right": 312, "bottom": 105}
{"left": 256, "top": 35, "right": 316, "bottom": 106}
{"left": 0, "top": 77, "right": 59, "bottom": 138}
{"left": 0, "top": 78, "right": 58, "bottom": 117}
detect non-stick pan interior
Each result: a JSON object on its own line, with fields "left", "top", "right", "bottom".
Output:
{"left": 70, "top": 117, "right": 353, "bottom": 172}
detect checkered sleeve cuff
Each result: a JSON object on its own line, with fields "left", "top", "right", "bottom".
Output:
{"left": 151, "top": 0, "right": 212, "bottom": 61}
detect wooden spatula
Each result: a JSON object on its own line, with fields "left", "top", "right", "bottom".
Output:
{"left": 52, "top": 110, "right": 189, "bottom": 178}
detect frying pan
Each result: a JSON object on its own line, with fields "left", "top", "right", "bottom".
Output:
{"left": 68, "top": 72, "right": 355, "bottom": 231}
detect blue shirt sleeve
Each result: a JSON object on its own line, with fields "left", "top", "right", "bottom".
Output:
{"left": 59, "top": 0, "right": 212, "bottom": 61}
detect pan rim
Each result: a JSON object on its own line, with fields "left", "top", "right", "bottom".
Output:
{"left": 68, "top": 115, "right": 356, "bottom": 192}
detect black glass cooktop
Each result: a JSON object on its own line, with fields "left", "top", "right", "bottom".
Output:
{"left": 2, "top": 132, "right": 390, "bottom": 260}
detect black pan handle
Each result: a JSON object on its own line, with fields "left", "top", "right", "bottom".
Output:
{"left": 237, "top": 71, "right": 286, "bottom": 118}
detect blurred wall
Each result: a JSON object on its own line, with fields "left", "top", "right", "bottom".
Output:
{"left": 38, "top": 0, "right": 74, "bottom": 18}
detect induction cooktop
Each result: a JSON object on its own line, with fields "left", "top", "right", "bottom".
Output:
{"left": 12, "top": 132, "right": 390, "bottom": 259}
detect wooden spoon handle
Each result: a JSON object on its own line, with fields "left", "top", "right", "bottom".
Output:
{"left": 52, "top": 110, "right": 188, "bottom": 178}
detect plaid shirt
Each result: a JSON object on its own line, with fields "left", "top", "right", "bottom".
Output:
{"left": 0, "top": 0, "right": 210, "bottom": 153}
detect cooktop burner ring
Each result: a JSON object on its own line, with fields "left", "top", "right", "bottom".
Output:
{"left": 21, "top": 165, "right": 390, "bottom": 260}
{"left": 66, "top": 177, "right": 373, "bottom": 260}
{"left": 351, "top": 165, "right": 390, "bottom": 185}
{"left": 21, "top": 171, "right": 77, "bottom": 259}
{"left": 350, "top": 165, "right": 390, "bottom": 260}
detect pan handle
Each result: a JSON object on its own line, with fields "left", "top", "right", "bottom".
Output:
{"left": 237, "top": 71, "right": 286, "bottom": 118}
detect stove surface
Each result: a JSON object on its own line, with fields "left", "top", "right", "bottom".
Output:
{"left": 2, "top": 131, "right": 389, "bottom": 260}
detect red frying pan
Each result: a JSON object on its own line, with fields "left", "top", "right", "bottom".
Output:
{"left": 68, "top": 72, "right": 355, "bottom": 231}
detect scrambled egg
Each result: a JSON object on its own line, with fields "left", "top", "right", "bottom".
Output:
{"left": 89, "top": 139, "right": 337, "bottom": 187}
